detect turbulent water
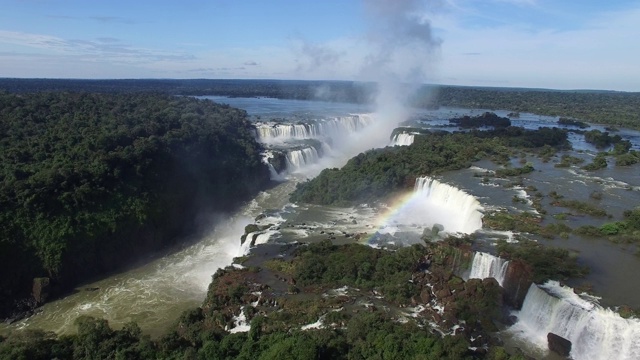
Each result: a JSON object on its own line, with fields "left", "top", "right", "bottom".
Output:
{"left": 509, "top": 281, "right": 640, "bottom": 359}
{"left": 255, "top": 114, "right": 378, "bottom": 177}
{"left": 285, "top": 147, "right": 321, "bottom": 172}
{"left": 4, "top": 96, "right": 640, "bottom": 359}
{"left": 5, "top": 182, "right": 296, "bottom": 338}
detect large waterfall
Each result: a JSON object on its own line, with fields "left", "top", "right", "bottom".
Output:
{"left": 256, "top": 114, "right": 375, "bottom": 177}
{"left": 413, "top": 177, "right": 483, "bottom": 234}
{"left": 286, "top": 147, "right": 321, "bottom": 172}
{"left": 256, "top": 114, "right": 373, "bottom": 143}
{"left": 509, "top": 281, "right": 640, "bottom": 360}
{"left": 391, "top": 132, "right": 415, "bottom": 146}
{"left": 468, "top": 252, "right": 509, "bottom": 286}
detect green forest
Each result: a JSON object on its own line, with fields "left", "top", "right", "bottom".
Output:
{"left": 0, "top": 92, "right": 270, "bottom": 318}
{"left": 2, "top": 79, "right": 639, "bottom": 129}
{"left": 427, "top": 87, "right": 640, "bottom": 129}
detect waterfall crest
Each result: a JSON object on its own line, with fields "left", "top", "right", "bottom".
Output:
{"left": 413, "top": 177, "right": 483, "bottom": 234}
{"left": 256, "top": 114, "right": 373, "bottom": 143}
{"left": 286, "top": 147, "right": 321, "bottom": 172}
{"left": 392, "top": 132, "right": 415, "bottom": 146}
{"left": 468, "top": 252, "right": 509, "bottom": 286}
{"left": 510, "top": 281, "right": 640, "bottom": 360}
{"left": 257, "top": 114, "right": 374, "bottom": 177}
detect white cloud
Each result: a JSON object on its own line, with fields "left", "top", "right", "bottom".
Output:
{"left": 0, "top": 30, "right": 194, "bottom": 66}
{"left": 431, "top": 4, "right": 640, "bottom": 90}
{"left": 0, "top": 2, "right": 637, "bottom": 90}
{"left": 0, "top": 30, "right": 68, "bottom": 52}
{"left": 492, "top": 0, "right": 538, "bottom": 6}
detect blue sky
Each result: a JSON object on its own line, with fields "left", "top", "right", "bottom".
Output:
{"left": 0, "top": 0, "right": 638, "bottom": 91}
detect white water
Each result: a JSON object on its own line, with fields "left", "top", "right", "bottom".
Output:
{"left": 391, "top": 132, "right": 415, "bottom": 146}
{"left": 12, "top": 215, "right": 251, "bottom": 337}
{"left": 256, "top": 114, "right": 373, "bottom": 143}
{"left": 468, "top": 252, "right": 509, "bottom": 286}
{"left": 228, "top": 307, "right": 251, "bottom": 333}
{"left": 509, "top": 281, "right": 640, "bottom": 360}
{"left": 257, "top": 114, "right": 378, "bottom": 177}
{"left": 6, "top": 179, "right": 299, "bottom": 338}
{"left": 286, "top": 147, "right": 321, "bottom": 172}
{"left": 412, "top": 177, "right": 484, "bottom": 234}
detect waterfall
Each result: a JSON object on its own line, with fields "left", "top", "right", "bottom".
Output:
{"left": 468, "top": 252, "right": 509, "bottom": 286}
{"left": 413, "top": 177, "right": 483, "bottom": 234}
{"left": 510, "top": 281, "right": 640, "bottom": 360}
{"left": 257, "top": 123, "right": 316, "bottom": 141}
{"left": 392, "top": 132, "right": 415, "bottom": 146}
{"left": 255, "top": 114, "right": 373, "bottom": 142}
{"left": 286, "top": 147, "right": 321, "bottom": 172}
{"left": 240, "top": 231, "right": 276, "bottom": 256}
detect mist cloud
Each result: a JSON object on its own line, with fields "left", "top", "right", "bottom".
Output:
{"left": 0, "top": 30, "right": 194, "bottom": 64}
{"left": 361, "top": 0, "right": 441, "bottom": 82}
{"left": 293, "top": 39, "right": 345, "bottom": 75}
{"left": 351, "top": 0, "right": 442, "bottom": 153}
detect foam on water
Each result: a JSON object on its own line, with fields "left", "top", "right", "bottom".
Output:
{"left": 14, "top": 214, "right": 253, "bottom": 337}
{"left": 508, "top": 281, "right": 640, "bottom": 360}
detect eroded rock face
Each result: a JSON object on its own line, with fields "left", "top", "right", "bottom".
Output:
{"left": 32, "top": 277, "right": 51, "bottom": 305}
{"left": 419, "top": 289, "right": 431, "bottom": 303}
{"left": 268, "top": 152, "right": 288, "bottom": 174}
{"left": 547, "top": 332, "right": 572, "bottom": 358}
{"left": 501, "top": 259, "right": 533, "bottom": 309}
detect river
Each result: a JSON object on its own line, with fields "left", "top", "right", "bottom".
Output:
{"left": 3, "top": 96, "right": 639, "bottom": 358}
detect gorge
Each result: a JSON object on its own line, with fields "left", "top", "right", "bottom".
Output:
{"left": 2, "top": 93, "right": 640, "bottom": 359}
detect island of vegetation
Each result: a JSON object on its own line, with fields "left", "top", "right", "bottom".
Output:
{"left": 290, "top": 124, "right": 570, "bottom": 206}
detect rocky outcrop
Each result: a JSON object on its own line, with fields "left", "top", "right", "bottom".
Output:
{"left": 268, "top": 151, "right": 288, "bottom": 174}
{"left": 410, "top": 267, "right": 504, "bottom": 340}
{"left": 547, "top": 332, "right": 572, "bottom": 358}
{"left": 240, "top": 223, "right": 273, "bottom": 245}
{"left": 430, "top": 241, "right": 474, "bottom": 276}
{"left": 501, "top": 259, "right": 533, "bottom": 309}
{"left": 32, "top": 277, "right": 51, "bottom": 305}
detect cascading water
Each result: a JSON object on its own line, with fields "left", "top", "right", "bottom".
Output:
{"left": 257, "top": 123, "right": 316, "bottom": 141}
{"left": 256, "top": 114, "right": 373, "bottom": 143}
{"left": 286, "top": 147, "right": 321, "bottom": 172}
{"left": 256, "top": 114, "right": 375, "bottom": 177}
{"left": 509, "top": 281, "right": 640, "bottom": 360}
{"left": 412, "top": 177, "right": 484, "bottom": 234}
{"left": 467, "top": 252, "right": 509, "bottom": 286}
{"left": 392, "top": 132, "right": 415, "bottom": 146}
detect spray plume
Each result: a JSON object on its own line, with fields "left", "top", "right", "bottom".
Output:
{"left": 281, "top": 0, "right": 442, "bottom": 176}
{"left": 344, "top": 0, "right": 441, "bottom": 157}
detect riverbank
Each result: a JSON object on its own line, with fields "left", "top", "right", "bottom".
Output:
{"left": 0, "top": 92, "right": 271, "bottom": 322}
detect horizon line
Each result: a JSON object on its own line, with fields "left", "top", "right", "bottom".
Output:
{"left": 0, "top": 77, "right": 636, "bottom": 94}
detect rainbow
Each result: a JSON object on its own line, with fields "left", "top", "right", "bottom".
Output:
{"left": 360, "top": 177, "right": 484, "bottom": 246}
